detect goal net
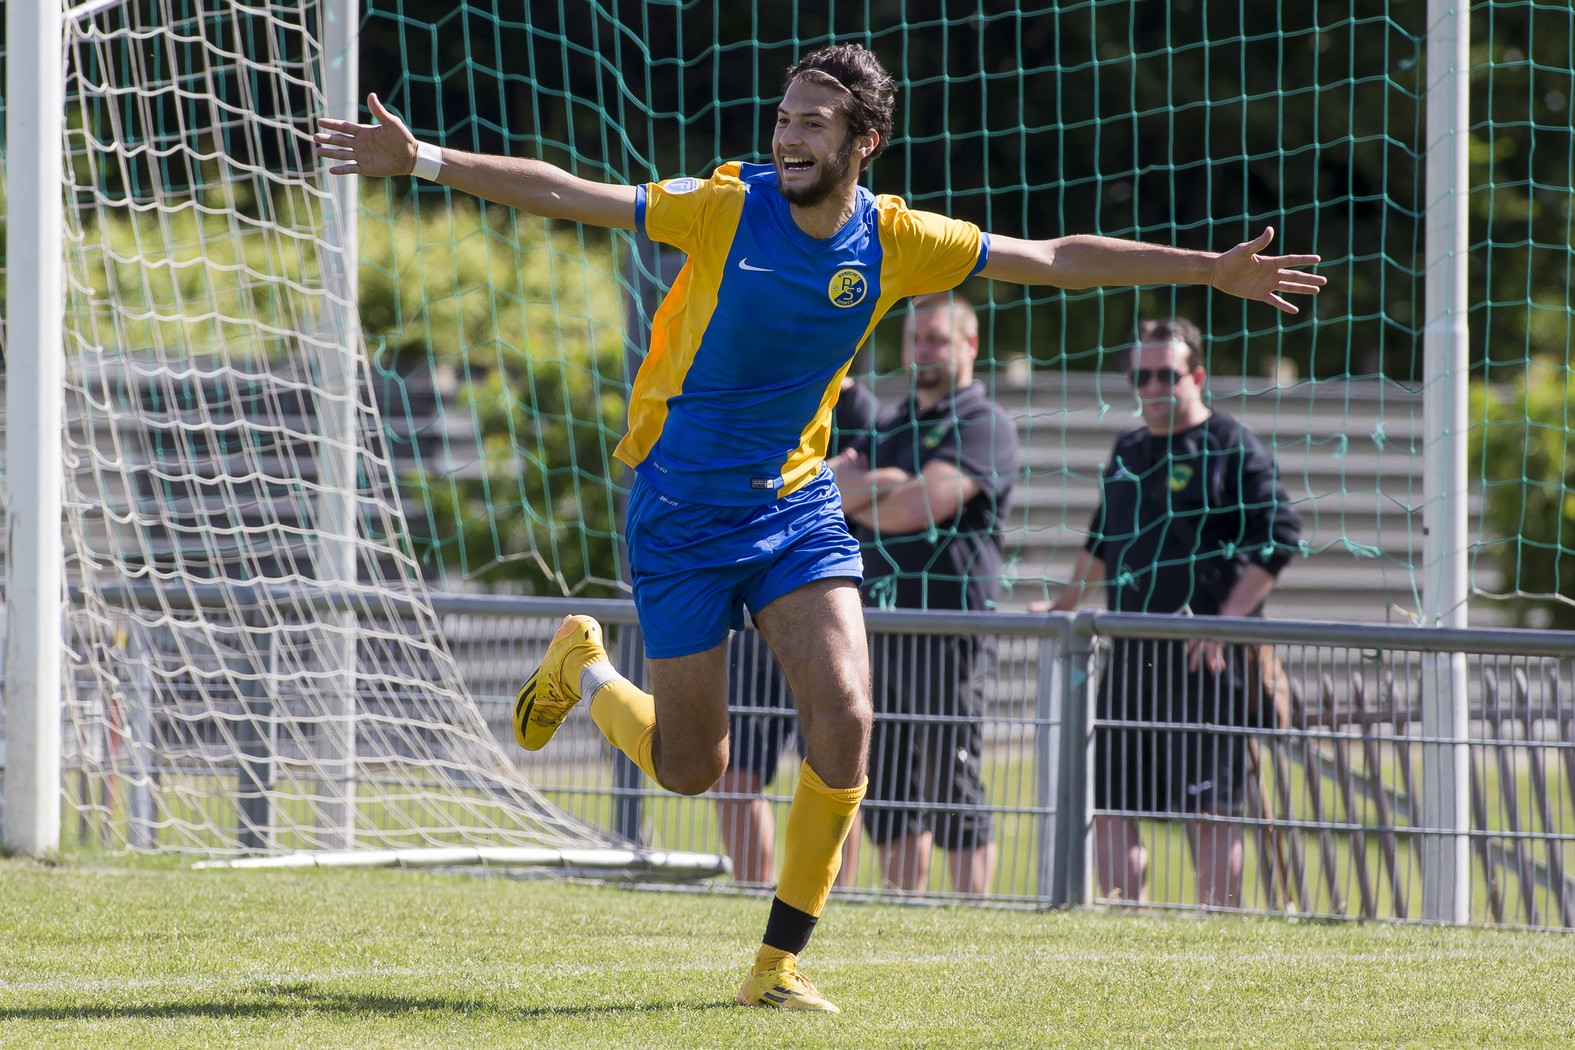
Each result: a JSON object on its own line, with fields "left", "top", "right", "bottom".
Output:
{"left": 10, "top": 0, "right": 690, "bottom": 867}
{"left": 5, "top": 1, "right": 1571, "bottom": 864}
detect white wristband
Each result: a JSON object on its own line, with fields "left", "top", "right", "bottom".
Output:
{"left": 411, "top": 141, "right": 443, "bottom": 181}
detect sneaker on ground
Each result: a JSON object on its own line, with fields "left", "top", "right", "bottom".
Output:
{"left": 735, "top": 954, "right": 839, "bottom": 1014}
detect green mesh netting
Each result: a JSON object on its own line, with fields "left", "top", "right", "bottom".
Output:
{"left": 339, "top": 3, "right": 1570, "bottom": 627}
{"left": 10, "top": 2, "right": 1571, "bottom": 628}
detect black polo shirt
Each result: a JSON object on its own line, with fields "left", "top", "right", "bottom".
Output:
{"left": 831, "top": 382, "right": 877, "bottom": 457}
{"left": 1086, "top": 412, "right": 1302, "bottom": 615}
{"left": 850, "top": 382, "right": 1020, "bottom": 611}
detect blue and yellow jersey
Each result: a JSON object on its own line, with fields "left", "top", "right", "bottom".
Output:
{"left": 615, "top": 162, "right": 989, "bottom": 505}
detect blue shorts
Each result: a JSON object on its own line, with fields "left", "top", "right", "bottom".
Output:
{"left": 625, "top": 468, "right": 863, "bottom": 659}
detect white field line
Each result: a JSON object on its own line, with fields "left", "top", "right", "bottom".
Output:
{"left": 0, "top": 945, "right": 1493, "bottom": 996}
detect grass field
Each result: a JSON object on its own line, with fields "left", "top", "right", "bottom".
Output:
{"left": 2, "top": 854, "right": 1573, "bottom": 1048}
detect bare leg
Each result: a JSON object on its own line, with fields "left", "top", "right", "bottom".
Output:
{"left": 947, "top": 842, "right": 998, "bottom": 896}
{"left": 751, "top": 580, "right": 871, "bottom": 914}
{"left": 1187, "top": 815, "right": 1244, "bottom": 909}
{"left": 715, "top": 769, "right": 773, "bottom": 884}
{"left": 639, "top": 644, "right": 732, "bottom": 795}
{"left": 753, "top": 580, "right": 871, "bottom": 790}
{"left": 878, "top": 831, "right": 933, "bottom": 891}
{"left": 1094, "top": 814, "right": 1148, "bottom": 903}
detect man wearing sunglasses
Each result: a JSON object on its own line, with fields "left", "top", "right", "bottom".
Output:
{"left": 1032, "top": 316, "right": 1302, "bottom": 909}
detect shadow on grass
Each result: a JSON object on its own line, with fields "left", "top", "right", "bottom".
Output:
{"left": 0, "top": 982, "right": 741, "bottom": 1022}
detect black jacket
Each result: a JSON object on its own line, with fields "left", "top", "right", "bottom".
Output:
{"left": 851, "top": 382, "right": 1020, "bottom": 611}
{"left": 1085, "top": 412, "right": 1302, "bottom": 615}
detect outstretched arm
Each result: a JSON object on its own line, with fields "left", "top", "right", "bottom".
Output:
{"left": 979, "top": 227, "right": 1325, "bottom": 314}
{"left": 315, "top": 93, "right": 638, "bottom": 230}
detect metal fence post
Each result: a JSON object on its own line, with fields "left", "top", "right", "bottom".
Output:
{"left": 1033, "top": 623, "right": 1059, "bottom": 904}
{"left": 125, "top": 625, "right": 157, "bottom": 849}
{"left": 1420, "top": 0, "right": 1472, "bottom": 927}
{"left": 1046, "top": 610, "right": 1097, "bottom": 906}
{"left": 237, "top": 618, "right": 277, "bottom": 851}
{"left": 611, "top": 623, "right": 646, "bottom": 843}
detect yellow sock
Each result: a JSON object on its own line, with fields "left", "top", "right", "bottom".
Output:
{"left": 753, "top": 944, "right": 793, "bottom": 972}
{"left": 776, "top": 760, "right": 866, "bottom": 918}
{"left": 587, "top": 676, "right": 660, "bottom": 784}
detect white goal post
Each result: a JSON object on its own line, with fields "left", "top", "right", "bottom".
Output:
{"left": 1, "top": 0, "right": 721, "bottom": 879}
{"left": 4, "top": 0, "right": 68, "bottom": 859}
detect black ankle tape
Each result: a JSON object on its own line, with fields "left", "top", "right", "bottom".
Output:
{"left": 762, "top": 896, "right": 819, "bottom": 956}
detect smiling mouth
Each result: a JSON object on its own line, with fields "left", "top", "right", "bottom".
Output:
{"left": 779, "top": 155, "right": 815, "bottom": 174}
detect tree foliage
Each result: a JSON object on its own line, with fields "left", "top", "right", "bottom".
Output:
{"left": 54, "top": 186, "right": 626, "bottom": 594}
{"left": 16, "top": 3, "right": 1569, "bottom": 598}
{"left": 349, "top": 2, "right": 1573, "bottom": 600}
{"left": 359, "top": 1, "right": 1571, "bottom": 380}
{"left": 356, "top": 196, "right": 627, "bottom": 594}
{"left": 1474, "top": 364, "right": 1575, "bottom": 629}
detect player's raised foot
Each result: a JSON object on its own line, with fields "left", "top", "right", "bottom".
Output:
{"left": 513, "top": 614, "right": 607, "bottom": 751}
{"left": 735, "top": 954, "right": 840, "bottom": 1013}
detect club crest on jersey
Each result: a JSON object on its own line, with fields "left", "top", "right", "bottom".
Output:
{"left": 827, "top": 268, "right": 868, "bottom": 308}
{"left": 663, "top": 177, "right": 700, "bottom": 194}
{"left": 1168, "top": 463, "right": 1194, "bottom": 492}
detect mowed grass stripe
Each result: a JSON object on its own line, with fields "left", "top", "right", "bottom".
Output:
{"left": 2, "top": 857, "right": 1572, "bottom": 1048}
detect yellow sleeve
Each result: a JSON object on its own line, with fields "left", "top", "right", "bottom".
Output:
{"left": 876, "top": 196, "right": 985, "bottom": 297}
{"left": 642, "top": 161, "right": 745, "bottom": 257}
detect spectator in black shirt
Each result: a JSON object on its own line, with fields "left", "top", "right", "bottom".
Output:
{"left": 1032, "top": 317, "right": 1302, "bottom": 908}
{"left": 833, "top": 292, "right": 1019, "bottom": 893}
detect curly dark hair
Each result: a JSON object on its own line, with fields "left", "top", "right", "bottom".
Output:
{"left": 782, "top": 43, "right": 896, "bottom": 170}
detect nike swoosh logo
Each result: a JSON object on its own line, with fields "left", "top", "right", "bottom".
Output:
{"left": 737, "top": 258, "right": 774, "bottom": 272}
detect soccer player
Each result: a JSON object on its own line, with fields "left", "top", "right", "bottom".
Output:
{"left": 316, "top": 43, "right": 1324, "bottom": 1013}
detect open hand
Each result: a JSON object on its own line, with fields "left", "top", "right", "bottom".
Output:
{"left": 314, "top": 93, "right": 418, "bottom": 177}
{"left": 1186, "top": 637, "right": 1228, "bottom": 674}
{"left": 1211, "top": 227, "right": 1325, "bottom": 314}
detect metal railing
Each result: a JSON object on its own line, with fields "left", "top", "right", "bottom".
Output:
{"left": 1077, "top": 612, "right": 1575, "bottom": 928}
{"left": 429, "top": 595, "right": 1575, "bottom": 928}
{"left": 51, "top": 585, "right": 1575, "bottom": 929}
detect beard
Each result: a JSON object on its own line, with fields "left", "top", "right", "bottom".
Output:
{"left": 776, "top": 133, "right": 859, "bottom": 208}
{"left": 911, "top": 362, "right": 952, "bottom": 389}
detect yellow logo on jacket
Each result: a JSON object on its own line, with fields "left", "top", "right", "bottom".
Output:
{"left": 1168, "top": 463, "right": 1194, "bottom": 492}
{"left": 827, "top": 268, "right": 868, "bottom": 308}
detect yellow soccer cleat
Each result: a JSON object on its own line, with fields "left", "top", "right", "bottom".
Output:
{"left": 735, "top": 954, "right": 840, "bottom": 1013}
{"left": 512, "top": 614, "right": 606, "bottom": 751}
